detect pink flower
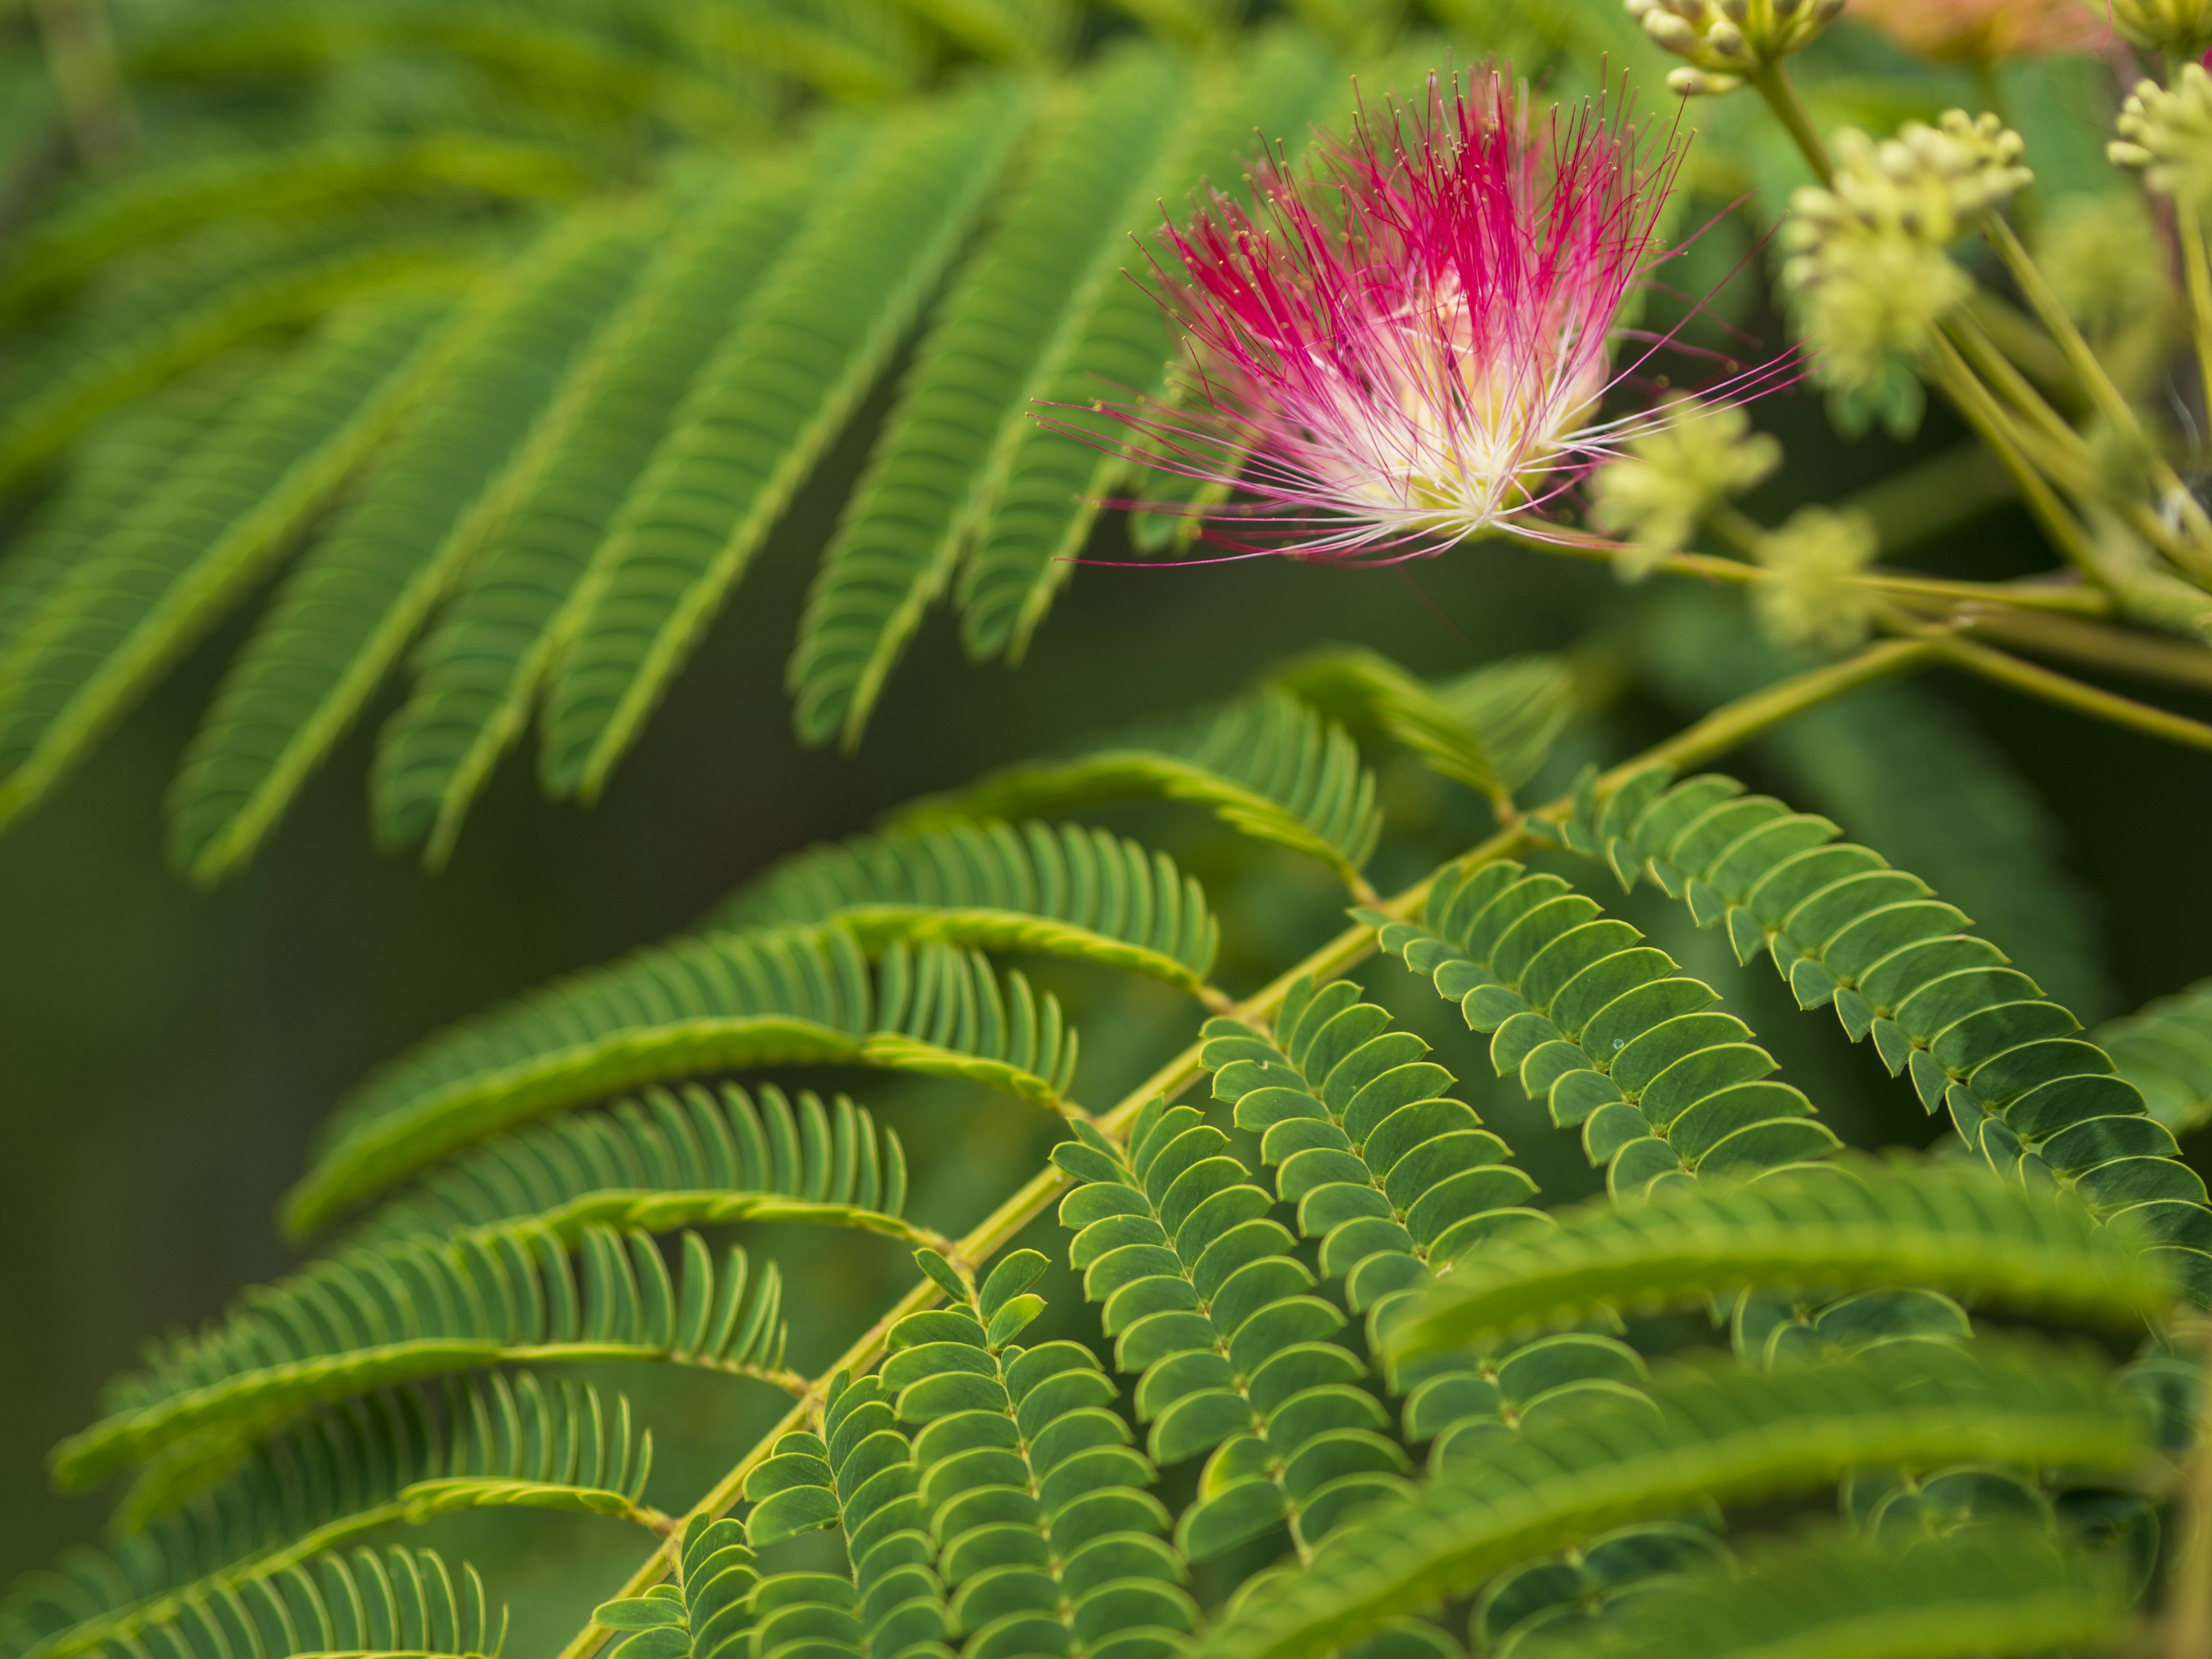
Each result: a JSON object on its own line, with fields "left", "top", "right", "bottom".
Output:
{"left": 1109, "top": 72, "right": 1710, "bottom": 563}
{"left": 1847, "top": 0, "right": 2108, "bottom": 60}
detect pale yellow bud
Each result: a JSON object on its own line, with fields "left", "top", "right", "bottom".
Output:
{"left": 2102, "top": 0, "right": 2212, "bottom": 56}
{"left": 2112, "top": 66, "right": 2212, "bottom": 212}
{"left": 1752, "top": 507, "right": 1880, "bottom": 650}
{"left": 1626, "top": 0, "right": 1847, "bottom": 89}
{"left": 1589, "top": 401, "right": 1783, "bottom": 578}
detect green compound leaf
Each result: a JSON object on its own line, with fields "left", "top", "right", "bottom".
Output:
{"left": 1272, "top": 648, "right": 1575, "bottom": 810}
{"left": 1504, "top": 1521, "right": 2129, "bottom": 1659}
{"left": 0, "top": 292, "right": 453, "bottom": 835}
{"left": 369, "top": 157, "right": 824, "bottom": 865}
{"left": 594, "top": 1512, "right": 760, "bottom": 1659}
{"left": 351, "top": 1081, "right": 912, "bottom": 1247}
{"left": 1188, "top": 1338, "right": 2147, "bottom": 1659}
{"left": 704, "top": 817, "right": 1221, "bottom": 1000}
{"left": 1551, "top": 766, "right": 2212, "bottom": 1301}
{"left": 538, "top": 84, "right": 1031, "bottom": 805}
{"left": 165, "top": 210, "right": 662, "bottom": 884}
{"left": 10, "top": 1372, "right": 650, "bottom": 1659}
{"left": 901, "top": 690, "right": 1382, "bottom": 895}
{"left": 285, "top": 929, "right": 1076, "bottom": 1239}
{"left": 2100, "top": 978, "right": 2212, "bottom": 1138}
{"left": 1387, "top": 1157, "right": 2176, "bottom": 1362}
{"left": 52, "top": 1224, "right": 790, "bottom": 1490}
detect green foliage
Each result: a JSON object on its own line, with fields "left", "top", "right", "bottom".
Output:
{"left": 351, "top": 1081, "right": 915, "bottom": 1248}
{"left": 285, "top": 927, "right": 1077, "bottom": 1238}
{"left": 51, "top": 1224, "right": 790, "bottom": 1492}
{"left": 1547, "top": 766, "right": 2212, "bottom": 1297}
{"left": 904, "top": 690, "right": 1384, "bottom": 895}
{"left": 592, "top": 1514, "right": 757, "bottom": 1659}
{"left": 1390, "top": 1158, "right": 2176, "bottom": 1358}
{"left": 704, "top": 819, "right": 1222, "bottom": 1001}
{"left": 1505, "top": 1522, "right": 2130, "bottom": 1659}
{"left": 1190, "top": 1338, "right": 2146, "bottom": 1659}
{"left": 2101, "top": 979, "right": 2212, "bottom": 1137}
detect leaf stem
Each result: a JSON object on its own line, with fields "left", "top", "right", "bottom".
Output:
{"left": 1750, "top": 62, "right": 1831, "bottom": 185}
{"left": 1884, "top": 616, "right": 2212, "bottom": 752}
{"left": 548, "top": 642, "right": 1944, "bottom": 1659}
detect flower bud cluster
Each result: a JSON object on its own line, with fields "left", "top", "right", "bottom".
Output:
{"left": 2104, "top": 0, "right": 2212, "bottom": 57}
{"left": 1624, "top": 0, "right": 1848, "bottom": 97}
{"left": 2111, "top": 66, "right": 2212, "bottom": 213}
{"left": 1782, "top": 113, "right": 2031, "bottom": 395}
{"left": 1589, "top": 400, "right": 1782, "bottom": 578}
{"left": 1752, "top": 506, "right": 1880, "bottom": 650}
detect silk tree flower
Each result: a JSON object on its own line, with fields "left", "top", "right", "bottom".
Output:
{"left": 1108, "top": 73, "right": 1725, "bottom": 565}
{"left": 1849, "top": 0, "right": 2107, "bottom": 60}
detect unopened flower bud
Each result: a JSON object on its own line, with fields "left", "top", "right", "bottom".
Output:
{"left": 2102, "top": 0, "right": 2212, "bottom": 58}
{"left": 2112, "top": 66, "right": 2212, "bottom": 212}
{"left": 1589, "top": 399, "right": 1783, "bottom": 577}
{"left": 1752, "top": 507, "right": 1880, "bottom": 650}
{"left": 1624, "top": 0, "right": 1842, "bottom": 85}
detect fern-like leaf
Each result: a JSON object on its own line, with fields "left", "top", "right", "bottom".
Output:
{"left": 51, "top": 1225, "right": 791, "bottom": 1490}
{"left": 592, "top": 1513, "right": 759, "bottom": 1659}
{"left": 164, "top": 210, "right": 661, "bottom": 882}
{"left": 954, "top": 27, "right": 1346, "bottom": 663}
{"left": 1369, "top": 858, "right": 1840, "bottom": 1199}
{"left": 1551, "top": 766, "right": 2212, "bottom": 1297}
{"left": 878, "top": 1247, "right": 1196, "bottom": 1657}
{"left": 369, "top": 159, "right": 823, "bottom": 863}
{"left": 1051, "top": 1103, "right": 1411, "bottom": 1562}
{"left": 902, "top": 689, "right": 1383, "bottom": 895}
{"left": 2100, "top": 979, "right": 2212, "bottom": 1137}
{"left": 1505, "top": 1521, "right": 2128, "bottom": 1659}
{"left": 785, "top": 42, "right": 1199, "bottom": 747}
{"left": 17, "top": 1373, "right": 655, "bottom": 1659}
{"left": 286, "top": 930, "right": 1075, "bottom": 1237}
{"left": 351, "top": 1082, "right": 914, "bottom": 1247}
{"left": 1388, "top": 1157, "right": 2174, "bottom": 1360}
{"left": 1274, "top": 648, "right": 1575, "bottom": 809}
{"left": 0, "top": 292, "right": 452, "bottom": 831}
{"left": 1188, "top": 1338, "right": 2145, "bottom": 1659}
{"left": 703, "top": 817, "right": 1222, "bottom": 999}
{"left": 61, "top": 1545, "right": 505, "bottom": 1659}
{"left": 537, "top": 84, "right": 1029, "bottom": 804}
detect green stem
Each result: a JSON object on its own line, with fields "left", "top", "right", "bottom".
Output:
{"left": 545, "top": 641, "right": 1939, "bottom": 1659}
{"left": 1751, "top": 60, "right": 1831, "bottom": 184}
{"left": 1887, "top": 616, "right": 2212, "bottom": 752}
{"left": 1925, "top": 603, "right": 2212, "bottom": 696}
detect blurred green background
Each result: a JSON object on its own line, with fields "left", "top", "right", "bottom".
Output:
{"left": 5, "top": 0, "right": 2211, "bottom": 1642}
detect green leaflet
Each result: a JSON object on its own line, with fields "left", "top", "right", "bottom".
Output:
{"left": 1550, "top": 766, "right": 2212, "bottom": 1300}
{"left": 370, "top": 156, "right": 823, "bottom": 864}
{"left": 704, "top": 817, "right": 1222, "bottom": 999}
{"left": 689, "top": 0, "right": 929, "bottom": 101}
{"left": 285, "top": 929, "right": 1076, "bottom": 1240}
{"left": 18, "top": 1374, "right": 653, "bottom": 1659}
{"left": 165, "top": 209, "right": 662, "bottom": 884}
{"left": 1368, "top": 858, "right": 1839, "bottom": 1200}
{"left": 0, "top": 136, "right": 584, "bottom": 313}
{"left": 1387, "top": 1158, "right": 2176, "bottom": 1361}
{"left": 1503, "top": 1521, "right": 2128, "bottom": 1659}
{"left": 0, "top": 210, "right": 480, "bottom": 495}
{"left": 537, "top": 83, "right": 1031, "bottom": 805}
{"left": 879, "top": 1250, "right": 1194, "bottom": 1659}
{"left": 954, "top": 26, "right": 1346, "bottom": 664}
{"left": 352, "top": 1082, "right": 912, "bottom": 1247}
{"left": 2100, "top": 979, "right": 2212, "bottom": 1136}
{"left": 0, "top": 292, "right": 453, "bottom": 834}
{"left": 1272, "top": 649, "right": 1576, "bottom": 810}
{"left": 593, "top": 1514, "right": 759, "bottom": 1659}
{"left": 1471, "top": 1522, "right": 1729, "bottom": 1656}
{"left": 1050, "top": 1104, "right": 1408, "bottom": 1563}
{"left": 786, "top": 43, "right": 1201, "bottom": 748}
{"left": 52, "top": 1224, "right": 789, "bottom": 1491}
{"left": 732, "top": 1366, "right": 953, "bottom": 1659}
{"left": 899, "top": 690, "right": 1383, "bottom": 895}
{"left": 44, "top": 1544, "right": 503, "bottom": 1659}
{"left": 1188, "top": 1339, "right": 2146, "bottom": 1659}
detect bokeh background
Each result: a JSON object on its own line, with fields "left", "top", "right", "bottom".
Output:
{"left": 4, "top": 0, "right": 2210, "bottom": 1643}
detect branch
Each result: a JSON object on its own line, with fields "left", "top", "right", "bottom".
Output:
{"left": 1887, "top": 616, "right": 2212, "bottom": 752}
{"left": 547, "top": 640, "right": 1942, "bottom": 1659}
